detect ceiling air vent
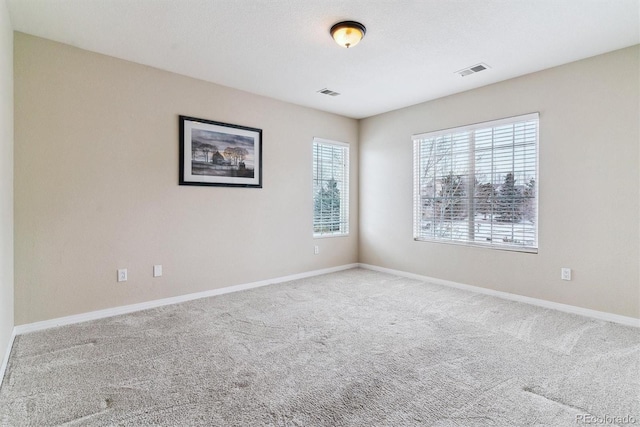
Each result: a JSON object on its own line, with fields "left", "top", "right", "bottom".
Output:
{"left": 455, "top": 63, "right": 490, "bottom": 77}
{"left": 317, "top": 88, "right": 341, "bottom": 96}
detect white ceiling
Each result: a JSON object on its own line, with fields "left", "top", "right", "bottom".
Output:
{"left": 6, "top": 0, "right": 640, "bottom": 119}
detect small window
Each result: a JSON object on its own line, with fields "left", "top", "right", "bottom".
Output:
{"left": 313, "top": 138, "right": 349, "bottom": 237}
{"left": 413, "top": 113, "right": 539, "bottom": 252}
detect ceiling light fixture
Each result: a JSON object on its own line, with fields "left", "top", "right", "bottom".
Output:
{"left": 330, "top": 21, "right": 366, "bottom": 48}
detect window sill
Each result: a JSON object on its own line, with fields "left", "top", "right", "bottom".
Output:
{"left": 314, "top": 232, "right": 350, "bottom": 239}
{"left": 413, "top": 237, "right": 538, "bottom": 254}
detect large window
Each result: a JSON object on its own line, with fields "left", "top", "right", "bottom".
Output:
{"left": 413, "top": 113, "right": 538, "bottom": 252}
{"left": 313, "top": 138, "right": 349, "bottom": 237}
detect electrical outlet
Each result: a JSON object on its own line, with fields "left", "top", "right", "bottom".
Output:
{"left": 153, "top": 265, "right": 162, "bottom": 277}
{"left": 561, "top": 268, "right": 571, "bottom": 281}
{"left": 117, "top": 269, "right": 128, "bottom": 282}
{"left": 314, "top": 245, "right": 319, "bottom": 255}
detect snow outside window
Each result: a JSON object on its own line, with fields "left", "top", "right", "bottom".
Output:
{"left": 413, "top": 113, "right": 539, "bottom": 252}
{"left": 313, "top": 138, "right": 349, "bottom": 237}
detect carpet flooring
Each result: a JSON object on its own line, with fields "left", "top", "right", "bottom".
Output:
{"left": 0, "top": 268, "right": 638, "bottom": 426}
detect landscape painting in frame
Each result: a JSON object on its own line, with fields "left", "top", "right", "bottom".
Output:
{"left": 179, "top": 115, "right": 262, "bottom": 188}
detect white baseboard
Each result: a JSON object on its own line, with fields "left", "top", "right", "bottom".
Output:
{"left": 358, "top": 263, "right": 640, "bottom": 328}
{"left": 0, "top": 328, "right": 17, "bottom": 388}
{"left": 13, "top": 263, "right": 359, "bottom": 336}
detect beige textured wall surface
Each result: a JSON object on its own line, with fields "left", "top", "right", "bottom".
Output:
{"left": 14, "top": 33, "right": 358, "bottom": 325}
{"left": 0, "top": 2, "right": 13, "bottom": 351}
{"left": 359, "top": 46, "right": 640, "bottom": 318}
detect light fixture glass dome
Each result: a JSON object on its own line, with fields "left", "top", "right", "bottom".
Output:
{"left": 330, "top": 21, "right": 366, "bottom": 48}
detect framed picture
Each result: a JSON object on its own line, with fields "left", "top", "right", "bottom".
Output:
{"left": 179, "top": 115, "right": 262, "bottom": 188}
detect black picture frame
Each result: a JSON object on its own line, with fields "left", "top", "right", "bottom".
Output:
{"left": 179, "top": 115, "right": 262, "bottom": 188}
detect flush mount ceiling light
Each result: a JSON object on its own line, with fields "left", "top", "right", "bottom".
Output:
{"left": 330, "top": 21, "right": 366, "bottom": 48}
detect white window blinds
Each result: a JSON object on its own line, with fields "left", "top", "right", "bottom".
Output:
{"left": 413, "top": 113, "right": 539, "bottom": 252}
{"left": 313, "top": 138, "right": 349, "bottom": 237}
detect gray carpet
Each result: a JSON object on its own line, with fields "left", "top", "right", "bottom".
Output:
{"left": 0, "top": 268, "right": 638, "bottom": 426}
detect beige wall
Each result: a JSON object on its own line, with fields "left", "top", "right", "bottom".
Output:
{"left": 12, "top": 32, "right": 639, "bottom": 325}
{"left": 0, "top": 1, "right": 13, "bottom": 354}
{"left": 359, "top": 46, "right": 640, "bottom": 318}
{"left": 14, "top": 33, "right": 358, "bottom": 325}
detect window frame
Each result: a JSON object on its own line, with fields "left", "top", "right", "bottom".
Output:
{"left": 313, "top": 137, "right": 350, "bottom": 238}
{"left": 412, "top": 113, "right": 539, "bottom": 253}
